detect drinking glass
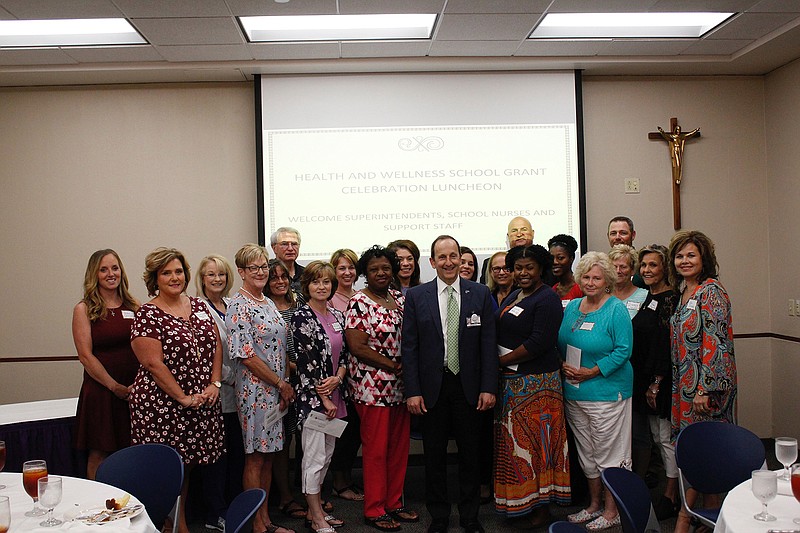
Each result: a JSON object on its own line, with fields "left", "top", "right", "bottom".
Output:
{"left": 0, "top": 495, "right": 10, "bottom": 533}
{"left": 791, "top": 463, "right": 800, "bottom": 524}
{"left": 0, "top": 441, "right": 6, "bottom": 490}
{"left": 776, "top": 437, "right": 798, "bottom": 481}
{"left": 752, "top": 469, "right": 777, "bottom": 521}
{"left": 38, "top": 476, "right": 63, "bottom": 527}
{"left": 22, "top": 459, "right": 48, "bottom": 517}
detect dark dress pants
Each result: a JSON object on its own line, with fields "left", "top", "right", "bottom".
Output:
{"left": 421, "top": 370, "right": 480, "bottom": 525}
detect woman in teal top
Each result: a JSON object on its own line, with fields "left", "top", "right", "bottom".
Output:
{"left": 558, "top": 251, "right": 633, "bottom": 532}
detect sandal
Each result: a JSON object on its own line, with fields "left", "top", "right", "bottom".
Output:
{"left": 265, "top": 523, "right": 296, "bottom": 533}
{"left": 322, "top": 500, "right": 334, "bottom": 513}
{"left": 567, "top": 509, "right": 603, "bottom": 523}
{"left": 304, "top": 516, "right": 343, "bottom": 529}
{"left": 388, "top": 507, "right": 419, "bottom": 523}
{"left": 364, "top": 514, "right": 401, "bottom": 532}
{"left": 280, "top": 501, "right": 307, "bottom": 520}
{"left": 332, "top": 484, "right": 365, "bottom": 501}
{"left": 585, "top": 514, "right": 620, "bottom": 531}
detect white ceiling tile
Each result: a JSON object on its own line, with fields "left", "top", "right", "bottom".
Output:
{"left": 515, "top": 40, "right": 604, "bottom": 56}
{"left": 708, "top": 12, "right": 798, "bottom": 39}
{"left": 445, "top": 0, "right": 549, "bottom": 14}
{"left": 0, "top": 6, "right": 13, "bottom": 18}
{"left": 248, "top": 42, "right": 340, "bottom": 60}
{"left": 131, "top": 17, "right": 245, "bottom": 46}
{"left": 62, "top": 45, "right": 165, "bottom": 63}
{"left": 749, "top": 0, "right": 800, "bottom": 13}
{"left": 224, "top": 0, "right": 337, "bottom": 16}
{"left": 680, "top": 39, "right": 752, "bottom": 55}
{"left": 156, "top": 44, "right": 253, "bottom": 62}
{"left": 0, "top": 47, "right": 78, "bottom": 65}
{"left": 341, "top": 40, "right": 431, "bottom": 57}
{"left": 0, "top": 0, "right": 122, "bottom": 19}
{"left": 339, "top": 0, "right": 443, "bottom": 14}
{"left": 650, "top": 0, "right": 757, "bottom": 12}
{"left": 599, "top": 39, "right": 696, "bottom": 56}
{"left": 547, "top": 0, "right": 660, "bottom": 13}
{"left": 436, "top": 14, "right": 540, "bottom": 41}
{"left": 429, "top": 40, "right": 520, "bottom": 56}
{"left": 113, "top": 0, "right": 232, "bottom": 18}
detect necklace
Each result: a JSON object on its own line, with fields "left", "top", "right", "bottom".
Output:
{"left": 367, "top": 288, "right": 392, "bottom": 304}
{"left": 161, "top": 295, "right": 188, "bottom": 319}
{"left": 241, "top": 288, "right": 266, "bottom": 302}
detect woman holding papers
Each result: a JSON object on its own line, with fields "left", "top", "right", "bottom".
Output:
{"left": 291, "top": 261, "right": 348, "bottom": 533}
{"left": 494, "top": 245, "right": 570, "bottom": 528}
{"left": 558, "top": 251, "right": 633, "bottom": 532}
{"left": 226, "top": 243, "right": 296, "bottom": 533}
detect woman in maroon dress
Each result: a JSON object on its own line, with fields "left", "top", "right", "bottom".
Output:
{"left": 72, "top": 249, "right": 140, "bottom": 479}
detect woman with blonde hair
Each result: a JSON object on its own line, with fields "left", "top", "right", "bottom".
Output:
{"left": 73, "top": 249, "right": 139, "bottom": 479}
{"left": 558, "top": 251, "right": 633, "bottom": 531}
{"left": 130, "top": 247, "right": 224, "bottom": 533}
{"left": 609, "top": 244, "right": 648, "bottom": 319}
{"left": 226, "top": 244, "right": 296, "bottom": 533}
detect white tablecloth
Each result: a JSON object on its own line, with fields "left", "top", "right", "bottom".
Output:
{"left": 0, "top": 472, "right": 157, "bottom": 533}
{"left": 715, "top": 472, "right": 800, "bottom": 533}
{"left": 0, "top": 399, "right": 78, "bottom": 426}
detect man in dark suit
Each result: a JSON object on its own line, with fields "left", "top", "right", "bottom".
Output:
{"left": 403, "top": 235, "right": 498, "bottom": 533}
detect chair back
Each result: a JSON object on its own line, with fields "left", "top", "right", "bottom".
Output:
{"left": 549, "top": 521, "right": 586, "bottom": 533}
{"left": 225, "top": 488, "right": 266, "bottom": 533}
{"left": 95, "top": 443, "right": 184, "bottom": 529}
{"left": 602, "top": 467, "right": 661, "bottom": 533}
{"left": 675, "top": 421, "right": 765, "bottom": 495}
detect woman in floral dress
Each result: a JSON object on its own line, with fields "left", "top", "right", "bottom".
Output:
{"left": 226, "top": 243, "right": 296, "bottom": 533}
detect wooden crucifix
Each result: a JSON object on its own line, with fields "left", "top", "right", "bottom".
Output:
{"left": 649, "top": 117, "right": 701, "bottom": 230}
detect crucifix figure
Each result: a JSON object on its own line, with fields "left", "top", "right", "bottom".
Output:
{"left": 649, "top": 117, "right": 701, "bottom": 230}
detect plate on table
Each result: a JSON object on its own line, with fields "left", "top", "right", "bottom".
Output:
{"left": 74, "top": 504, "right": 145, "bottom": 524}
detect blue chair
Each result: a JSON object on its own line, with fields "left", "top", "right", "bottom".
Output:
{"left": 675, "top": 421, "right": 765, "bottom": 530}
{"left": 601, "top": 467, "right": 661, "bottom": 533}
{"left": 95, "top": 443, "right": 184, "bottom": 529}
{"left": 225, "top": 488, "right": 266, "bottom": 533}
{"left": 549, "top": 521, "right": 586, "bottom": 533}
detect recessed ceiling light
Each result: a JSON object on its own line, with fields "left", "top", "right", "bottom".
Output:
{"left": 239, "top": 14, "right": 436, "bottom": 42}
{"left": 529, "top": 12, "right": 734, "bottom": 39}
{"left": 0, "top": 18, "right": 146, "bottom": 48}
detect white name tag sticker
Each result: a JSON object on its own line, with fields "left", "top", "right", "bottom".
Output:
{"left": 687, "top": 300, "right": 697, "bottom": 310}
{"left": 562, "top": 300, "right": 569, "bottom": 308}
{"left": 195, "top": 311, "right": 210, "bottom": 321}
{"left": 332, "top": 322, "right": 343, "bottom": 332}
{"left": 121, "top": 310, "right": 135, "bottom": 320}
{"left": 508, "top": 306, "right": 524, "bottom": 317}
{"left": 626, "top": 301, "right": 641, "bottom": 311}
{"left": 466, "top": 313, "right": 482, "bottom": 327}
{"left": 647, "top": 300, "right": 658, "bottom": 311}
{"left": 579, "top": 322, "right": 594, "bottom": 331}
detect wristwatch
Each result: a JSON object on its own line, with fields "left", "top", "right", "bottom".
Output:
{"left": 212, "top": 381, "right": 221, "bottom": 388}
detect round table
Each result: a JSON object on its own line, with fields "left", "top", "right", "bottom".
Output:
{"left": 714, "top": 471, "right": 800, "bottom": 533}
{"left": 0, "top": 472, "right": 157, "bottom": 532}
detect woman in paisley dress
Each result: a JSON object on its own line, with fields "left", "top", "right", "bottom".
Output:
{"left": 667, "top": 230, "right": 736, "bottom": 533}
{"left": 291, "top": 261, "right": 348, "bottom": 533}
{"left": 226, "top": 243, "right": 297, "bottom": 533}
{"left": 72, "top": 249, "right": 139, "bottom": 479}
{"left": 130, "top": 248, "right": 224, "bottom": 533}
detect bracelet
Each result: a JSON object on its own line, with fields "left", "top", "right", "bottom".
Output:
{"left": 652, "top": 376, "right": 662, "bottom": 385}
{"left": 336, "top": 376, "right": 343, "bottom": 387}
{"left": 648, "top": 386, "right": 659, "bottom": 394}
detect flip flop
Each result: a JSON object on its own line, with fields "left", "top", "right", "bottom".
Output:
{"left": 280, "top": 501, "right": 307, "bottom": 520}
{"left": 332, "top": 484, "right": 365, "bottom": 501}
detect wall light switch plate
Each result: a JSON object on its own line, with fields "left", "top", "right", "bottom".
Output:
{"left": 625, "top": 178, "right": 640, "bottom": 194}
{"left": 790, "top": 299, "right": 796, "bottom": 316}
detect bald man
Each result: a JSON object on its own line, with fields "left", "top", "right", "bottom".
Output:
{"left": 478, "top": 217, "right": 536, "bottom": 285}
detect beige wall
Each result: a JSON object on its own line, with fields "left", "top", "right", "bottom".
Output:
{"left": 765, "top": 58, "right": 800, "bottom": 437}
{"left": 0, "top": 73, "right": 796, "bottom": 437}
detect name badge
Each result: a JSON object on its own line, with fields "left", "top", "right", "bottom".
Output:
{"left": 332, "top": 322, "right": 343, "bottom": 332}
{"left": 121, "top": 310, "right": 135, "bottom": 320}
{"left": 579, "top": 322, "right": 594, "bottom": 331}
{"left": 508, "top": 306, "right": 524, "bottom": 317}
{"left": 562, "top": 300, "right": 569, "bottom": 308}
{"left": 466, "top": 313, "right": 482, "bottom": 327}
{"left": 195, "top": 311, "right": 210, "bottom": 321}
{"left": 626, "top": 301, "right": 641, "bottom": 311}
{"left": 647, "top": 299, "right": 658, "bottom": 311}
{"left": 687, "top": 300, "right": 697, "bottom": 310}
